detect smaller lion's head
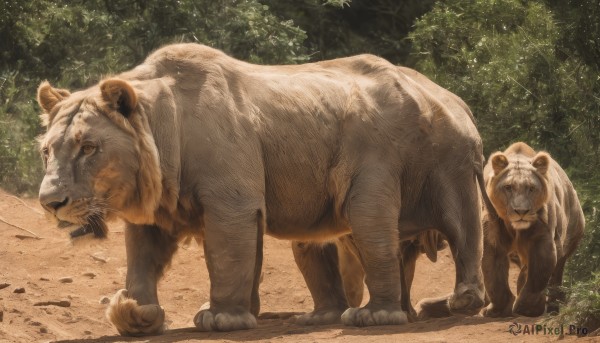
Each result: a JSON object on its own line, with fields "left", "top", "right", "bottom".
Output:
{"left": 36, "top": 79, "right": 163, "bottom": 239}
{"left": 487, "top": 150, "right": 551, "bottom": 230}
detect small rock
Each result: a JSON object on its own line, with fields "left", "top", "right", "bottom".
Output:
{"left": 13, "top": 287, "right": 25, "bottom": 294}
{"left": 83, "top": 330, "right": 92, "bottom": 335}
{"left": 82, "top": 272, "right": 96, "bottom": 279}
{"left": 60, "top": 256, "right": 70, "bottom": 260}
{"left": 34, "top": 300, "right": 71, "bottom": 307}
{"left": 29, "top": 321, "right": 42, "bottom": 326}
{"left": 15, "top": 234, "right": 38, "bottom": 240}
{"left": 39, "top": 277, "right": 50, "bottom": 281}
{"left": 0, "top": 283, "right": 10, "bottom": 290}
{"left": 174, "top": 295, "right": 183, "bottom": 300}
{"left": 90, "top": 252, "right": 108, "bottom": 263}
{"left": 58, "top": 277, "right": 73, "bottom": 283}
{"left": 99, "top": 296, "right": 110, "bottom": 305}
{"left": 0, "top": 310, "right": 3, "bottom": 322}
{"left": 40, "top": 327, "right": 48, "bottom": 334}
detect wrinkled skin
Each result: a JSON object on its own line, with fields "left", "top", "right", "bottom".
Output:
{"left": 292, "top": 231, "right": 447, "bottom": 325}
{"left": 481, "top": 142, "right": 584, "bottom": 318}
{"left": 38, "top": 43, "right": 489, "bottom": 335}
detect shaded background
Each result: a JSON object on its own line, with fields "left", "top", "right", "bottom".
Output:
{"left": 0, "top": 0, "right": 598, "bottom": 328}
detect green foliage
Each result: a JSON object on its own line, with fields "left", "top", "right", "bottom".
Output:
{"left": 264, "top": 0, "right": 436, "bottom": 63}
{"left": 410, "top": 0, "right": 600, "bottom": 281}
{"left": 0, "top": 72, "right": 43, "bottom": 194}
{"left": 411, "top": 0, "right": 571, "bottom": 157}
{"left": 0, "top": 0, "right": 309, "bottom": 195}
{"left": 550, "top": 272, "right": 600, "bottom": 334}
{"left": 567, "top": 188, "right": 600, "bottom": 283}
{"left": 410, "top": 0, "right": 600, "bottom": 320}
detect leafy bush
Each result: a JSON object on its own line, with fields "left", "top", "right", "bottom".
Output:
{"left": 410, "top": 0, "right": 590, "bottom": 159}
{"left": 550, "top": 272, "right": 600, "bottom": 335}
{"left": 410, "top": 0, "right": 600, "bottom": 328}
{"left": 0, "top": 72, "right": 44, "bottom": 194}
{"left": 0, "top": 0, "right": 309, "bottom": 195}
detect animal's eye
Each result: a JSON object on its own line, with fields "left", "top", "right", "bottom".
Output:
{"left": 81, "top": 144, "right": 96, "bottom": 155}
{"left": 42, "top": 147, "right": 49, "bottom": 158}
{"left": 529, "top": 186, "right": 535, "bottom": 193}
{"left": 503, "top": 185, "right": 512, "bottom": 192}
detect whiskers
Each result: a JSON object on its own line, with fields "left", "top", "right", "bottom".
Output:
{"left": 69, "top": 197, "right": 117, "bottom": 239}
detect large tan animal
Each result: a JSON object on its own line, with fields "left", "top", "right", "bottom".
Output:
{"left": 481, "top": 142, "right": 584, "bottom": 317}
{"left": 37, "top": 43, "right": 489, "bottom": 335}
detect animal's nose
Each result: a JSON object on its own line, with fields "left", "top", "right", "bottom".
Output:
{"left": 514, "top": 209, "right": 529, "bottom": 216}
{"left": 41, "top": 196, "right": 69, "bottom": 212}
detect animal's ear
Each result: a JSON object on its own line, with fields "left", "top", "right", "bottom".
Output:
{"left": 491, "top": 152, "right": 509, "bottom": 175}
{"left": 37, "top": 81, "right": 71, "bottom": 113}
{"left": 100, "top": 79, "right": 137, "bottom": 118}
{"left": 532, "top": 152, "right": 550, "bottom": 175}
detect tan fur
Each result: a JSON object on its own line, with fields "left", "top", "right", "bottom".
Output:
{"left": 482, "top": 142, "right": 584, "bottom": 317}
{"left": 106, "top": 289, "right": 165, "bottom": 336}
{"left": 37, "top": 81, "right": 71, "bottom": 125}
{"left": 38, "top": 43, "right": 490, "bottom": 335}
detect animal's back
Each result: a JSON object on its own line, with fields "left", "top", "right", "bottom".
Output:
{"left": 124, "top": 44, "right": 482, "bottom": 239}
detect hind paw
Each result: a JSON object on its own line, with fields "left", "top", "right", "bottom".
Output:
{"left": 194, "top": 304, "right": 257, "bottom": 332}
{"left": 295, "top": 309, "right": 343, "bottom": 325}
{"left": 341, "top": 307, "right": 407, "bottom": 327}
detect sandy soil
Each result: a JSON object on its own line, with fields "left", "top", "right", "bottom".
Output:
{"left": 0, "top": 188, "right": 594, "bottom": 342}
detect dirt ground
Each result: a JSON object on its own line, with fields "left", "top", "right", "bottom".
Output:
{"left": 0, "top": 188, "right": 595, "bottom": 342}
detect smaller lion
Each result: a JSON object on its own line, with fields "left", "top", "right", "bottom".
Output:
{"left": 481, "top": 142, "right": 584, "bottom": 317}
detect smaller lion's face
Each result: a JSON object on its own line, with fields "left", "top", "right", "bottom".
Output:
{"left": 37, "top": 80, "right": 143, "bottom": 238}
{"left": 488, "top": 152, "right": 550, "bottom": 230}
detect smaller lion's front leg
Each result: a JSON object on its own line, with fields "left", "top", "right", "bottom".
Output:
{"left": 107, "top": 224, "right": 178, "bottom": 336}
{"left": 512, "top": 234, "right": 556, "bottom": 317}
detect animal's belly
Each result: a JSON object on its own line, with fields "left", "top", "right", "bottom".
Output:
{"left": 262, "top": 164, "right": 350, "bottom": 241}
{"left": 265, "top": 215, "right": 351, "bottom": 242}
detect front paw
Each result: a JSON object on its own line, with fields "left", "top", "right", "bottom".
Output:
{"left": 106, "top": 289, "right": 166, "bottom": 336}
{"left": 481, "top": 295, "right": 514, "bottom": 318}
{"left": 341, "top": 306, "right": 407, "bottom": 327}
{"left": 194, "top": 303, "right": 257, "bottom": 332}
{"left": 448, "top": 285, "right": 485, "bottom": 316}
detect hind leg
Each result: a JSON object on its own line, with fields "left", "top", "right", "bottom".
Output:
{"left": 481, "top": 238, "right": 514, "bottom": 317}
{"left": 337, "top": 235, "right": 365, "bottom": 308}
{"left": 340, "top": 169, "right": 407, "bottom": 327}
{"left": 292, "top": 241, "right": 349, "bottom": 325}
{"left": 107, "top": 224, "right": 178, "bottom": 336}
{"left": 399, "top": 240, "right": 419, "bottom": 320}
{"left": 418, "top": 177, "right": 484, "bottom": 318}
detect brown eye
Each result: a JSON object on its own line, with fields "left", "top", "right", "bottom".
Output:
{"left": 503, "top": 185, "right": 512, "bottom": 192}
{"left": 82, "top": 144, "right": 96, "bottom": 155}
{"left": 529, "top": 186, "right": 535, "bottom": 193}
